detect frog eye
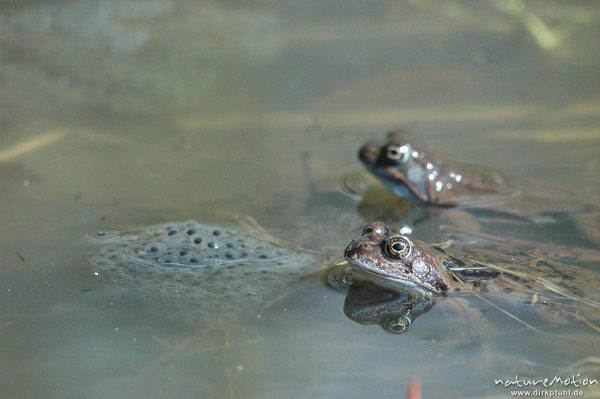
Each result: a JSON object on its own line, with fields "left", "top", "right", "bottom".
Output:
{"left": 386, "top": 144, "right": 412, "bottom": 163}
{"left": 385, "top": 236, "right": 412, "bottom": 259}
{"left": 362, "top": 222, "right": 391, "bottom": 237}
{"left": 384, "top": 315, "right": 412, "bottom": 334}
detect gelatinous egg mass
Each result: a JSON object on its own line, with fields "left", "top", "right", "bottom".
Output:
{"left": 88, "top": 220, "right": 313, "bottom": 327}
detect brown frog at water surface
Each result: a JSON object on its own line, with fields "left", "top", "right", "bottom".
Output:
{"left": 337, "top": 222, "right": 600, "bottom": 335}
{"left": 344, "top": 222, "right": 488, "bottom": 297}
{"left": 343, "top": 222, "right": 600, "bottom": 317}
{"left": 327, "top": 222, "right": 600, "bottom": 335}
{"left": 344, "top": 222, "right": 467, "bottom": 297}
{"left": 358, "top": 129, "right": 600, "bottom": 248}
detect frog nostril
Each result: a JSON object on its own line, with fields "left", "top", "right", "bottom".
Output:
{"left": 344, "top": 246, "right": 354, "bottom": 259}
{"left": 344, "top": 243, "right": 361, "bottom": 260}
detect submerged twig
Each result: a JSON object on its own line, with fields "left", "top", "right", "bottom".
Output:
{"left": 470, "top": 291, "right": 545, "bottom": 335}
{"left": 224, "top": 330, "right": 236, "bottom": 399}
{"left": 137, "top": 328, "right": 212, "bottom": 377}
{"left": 151, "top": 335, "right": 174, "bottom": 349}
{"left": 0, "top": 129, "right": 67, "bottom": 162}
{"left": 0, "top": 320, "right": 16, "bottom": 332}
{"left": 564, "top": 311, "right": 600, "bottom": 333}
{"left": 474, "top": 260, "right": 600, "bottom": 309}
{"left": 258, "top": 279, "right": 316, "bottom": 315}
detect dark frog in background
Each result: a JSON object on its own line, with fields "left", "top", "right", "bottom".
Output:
{"left": 359, "top": 129, "right": 512, "bottom": 206}
{"left": 330, "top": 222, "right": 600, "bottom": 334}
{"left": 358, "top": 129, "right": 600, "bottom": 247}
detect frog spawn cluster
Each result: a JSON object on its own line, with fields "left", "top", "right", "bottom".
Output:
{"left": 94, "top": 220, "right": 285, "bottom": 272}
{"left": 89, "top": 220, "right": 311, "bottom": 327}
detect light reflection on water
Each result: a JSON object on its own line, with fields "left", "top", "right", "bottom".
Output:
{"left": 1, "top": 1, "right": 600, "bottom": 398}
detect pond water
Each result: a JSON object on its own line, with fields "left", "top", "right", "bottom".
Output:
{"left": 1, "top": 1, "right": 600, "bottom": 398}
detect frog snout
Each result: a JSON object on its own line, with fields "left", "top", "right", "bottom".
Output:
{"left": 344, "top": 241, "right": 360, "bottom": 261}
{"left": 358, "top": 142, "right": 380, "bottom": 165}
{"left": 344, "top": 239, "right": 371, "bottom": 262}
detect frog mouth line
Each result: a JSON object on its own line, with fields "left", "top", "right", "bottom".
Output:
{"left": 361, "top": 162, "right": 429, "bottom": 205}
{"left": 343, "top": 247, "right": 413, "bottom": 283}
{"left": 347, "top": 262, "right": 436, "bottom": 297}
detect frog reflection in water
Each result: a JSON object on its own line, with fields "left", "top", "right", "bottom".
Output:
{"left": 341, "top": 280, "right": 434, "bottom": 334}
{"left": 358, "top": 129, "right": 600, "bottom": 248}
{"left": 331, "top": 222, "right": 600, "bottom": 334}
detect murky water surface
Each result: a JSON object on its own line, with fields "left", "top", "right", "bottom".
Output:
{"left": 2, "top": 1, "right": 600, "bottom": 398}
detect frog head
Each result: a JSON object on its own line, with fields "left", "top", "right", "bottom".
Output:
{"left": 344, "top": 222, "right": 455, "bottom": 297}
{"left": 359, "top": 130, "right": 431, "bottom": 204}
